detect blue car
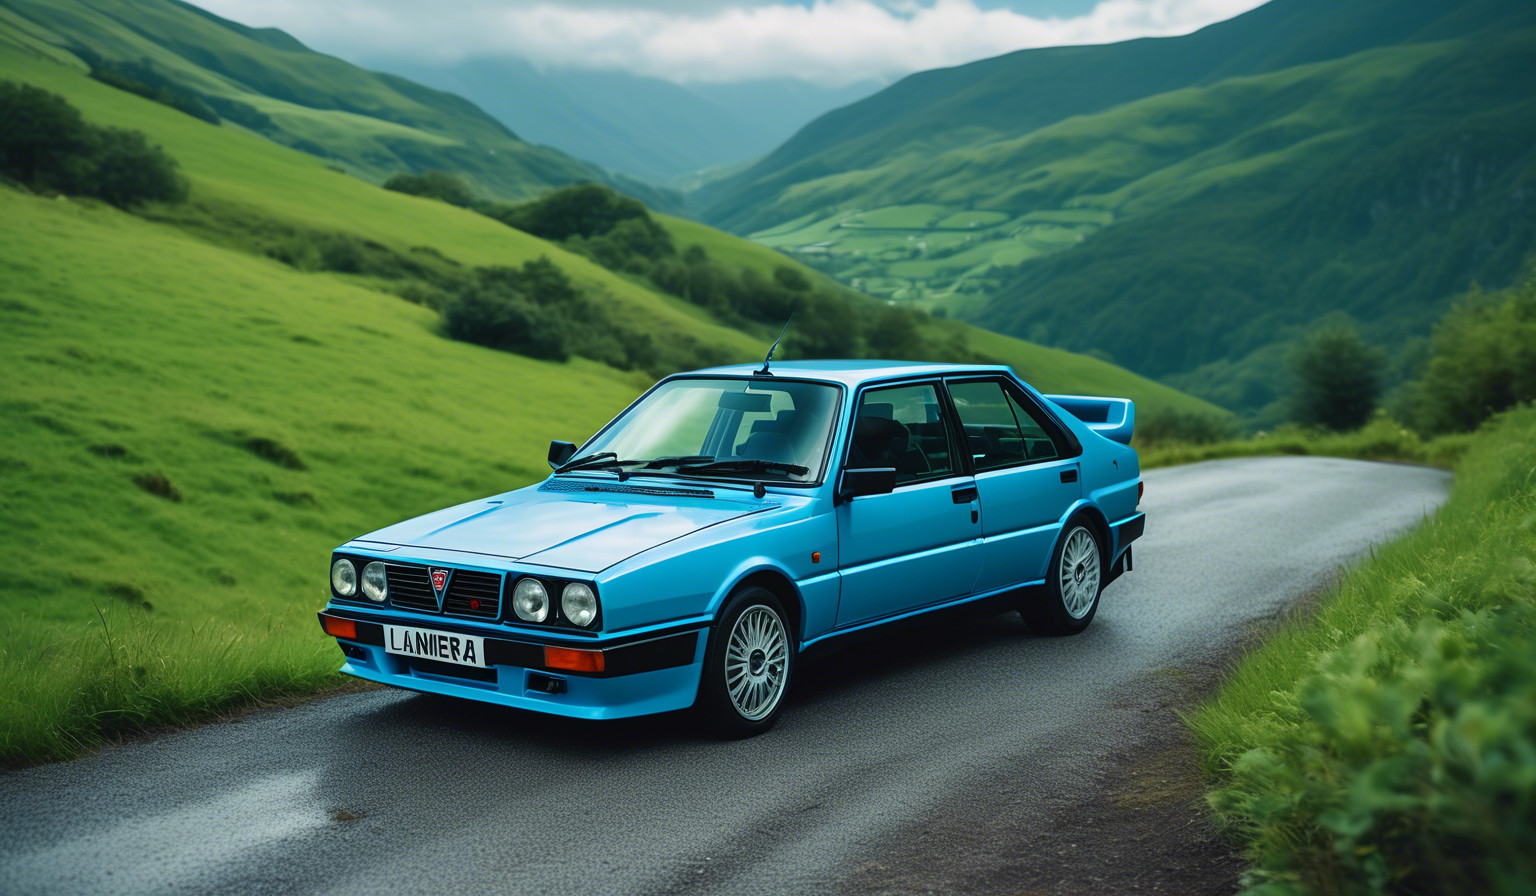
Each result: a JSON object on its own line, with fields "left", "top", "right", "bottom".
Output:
{"left": 319, "top": 361, "right": 1144, "bottom": 735}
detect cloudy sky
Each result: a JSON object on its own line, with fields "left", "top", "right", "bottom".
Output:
{"left": 193, "top": 0, "right": 1269, "bottom": 85}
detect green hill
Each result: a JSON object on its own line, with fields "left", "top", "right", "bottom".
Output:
{"left": 0, "top": 0, "right": 675, "bottom": 208}
{"left": 0, "top": 44, "right": 1219, "bottom": 762}
{"left": 694, "top": 0, "right": 1536, "bottom": 417}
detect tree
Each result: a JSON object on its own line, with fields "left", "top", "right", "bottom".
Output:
{"left": 1289, "top": 325, "right": 1384, "bottom": 430}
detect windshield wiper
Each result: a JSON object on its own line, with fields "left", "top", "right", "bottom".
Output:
{"left": 555, "top": 451, "right": 618, "bottom": 473}
{"left": 640, "top": 455, "right": 714, "bottom": 469}
{"left": 674, "top": 458, "right": 810, "bottom": 477}
{"left": 556, "top": 453, "right": 718, "bottom": 480}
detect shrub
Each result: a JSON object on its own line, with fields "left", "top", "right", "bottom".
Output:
{"left": 383, "top": 170, "right": 476, "bottom": 207}
{"left": 443, "top": 286, "right": 569, "bottom": 361}
{"left": 1290, "top": 324, "right": 1384, "bottom": 431}
{"left": 84, "top": 127, "right": 189, "bottom": 206}
{"left": 1396, "top": 262, "right": 1536, "bottom": 435}
{"left": 0, "top": 80, "right": 187, "bottom": 207}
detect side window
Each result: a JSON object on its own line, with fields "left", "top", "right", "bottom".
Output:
{"left": 947, "top": 380, "right": 1028, "bottom": 471}
{"left": 848, "top": 384, "right": 956, "bottom": 485}
{"left": 1004, "top": 386, "right": 1069, "bottom": 461}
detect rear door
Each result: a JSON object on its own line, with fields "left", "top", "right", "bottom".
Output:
{"left": 945, "top": 377, "right": 1081, "bottom": 595}
{"left": 835, "top": 380, "right": 981, "bottom": 627}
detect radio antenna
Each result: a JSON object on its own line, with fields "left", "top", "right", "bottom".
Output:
{"left": 755, "top": 314, "right": 794, "bottom": 376}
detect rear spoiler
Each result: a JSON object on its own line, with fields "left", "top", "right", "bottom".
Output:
{"left": 1044, "top": 395, "right": 1135, "bottom": 445}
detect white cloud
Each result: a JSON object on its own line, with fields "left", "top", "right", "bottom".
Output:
{"left": 193, "top": 0, "right": 1269, "bottom": 85}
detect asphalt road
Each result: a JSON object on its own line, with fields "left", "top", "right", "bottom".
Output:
{"left": 0, "top": 457, "right": 1451, "bottom": 896}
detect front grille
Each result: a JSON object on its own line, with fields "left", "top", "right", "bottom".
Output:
{"left": 386, "top": 564, "right": 437, "bottom": 612}
{"left": 444, "top": 570, "right": 501, "bottom": 619}
{"left": 386, "top": 563, "right": 503, "bottom": 620}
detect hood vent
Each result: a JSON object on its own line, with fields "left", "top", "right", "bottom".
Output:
{"left": 540, "top": 480, "right": 715, "bottom": 499}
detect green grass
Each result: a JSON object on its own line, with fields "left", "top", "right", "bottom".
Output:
{"left": 0, "top": 187, "right": 652, "bottom": 764}
{"left": 1188, "top": 404, "right": 1536, "bottom": 894}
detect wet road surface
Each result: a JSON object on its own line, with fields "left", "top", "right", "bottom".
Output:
{"left": 0, "top": 457, "right": 1451, "bottom": 895}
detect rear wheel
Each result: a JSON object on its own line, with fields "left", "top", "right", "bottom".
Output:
{"left": 1022, "top": 519, "right": 1103, "bottom": 635}
{"left": 698, "top": 586, "right": 795, "bottom": 737}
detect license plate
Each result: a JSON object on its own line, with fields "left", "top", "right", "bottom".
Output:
{"left": 384, "top": 625, "right": 487, "bottom": 668}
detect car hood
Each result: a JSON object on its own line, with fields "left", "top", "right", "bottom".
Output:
{"left": 353, "top": 479, "right": 769, "bottom": 573}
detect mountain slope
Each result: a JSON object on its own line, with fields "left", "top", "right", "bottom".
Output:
{"left": 697, "top": 0, "right": 1527, "bottom": 230}
{"left": 0, "top": 0, "right": 674, "bottom": 206}
{"left": 367, "top": 57, "right": 882, "bottom": 186}
{"left": 693, "top": 0, "right": 1536, "bottom": 415}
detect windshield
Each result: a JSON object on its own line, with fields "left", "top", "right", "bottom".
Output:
{"left": 572, "top": 377, "right": 840, "bottom": 484}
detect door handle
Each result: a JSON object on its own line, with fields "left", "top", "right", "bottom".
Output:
{"left": 1060, "top": 468, "right": 1079, "bottom": 484}
{"left": 951, "top": 485, "right": 978, "bottom": 504}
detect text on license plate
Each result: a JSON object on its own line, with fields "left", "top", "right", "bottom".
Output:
{"left": 384, "top": 625, "right": 487, "bottom": 668}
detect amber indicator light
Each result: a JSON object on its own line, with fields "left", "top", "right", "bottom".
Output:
{"left": 322, "top": 616, "right": 358, "bottom": 640}
{"left": 545, "top": 646, "right": 606, "bottom": 673}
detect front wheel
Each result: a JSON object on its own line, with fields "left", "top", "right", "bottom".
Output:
{"left": 698, "top": 587, "right": 795, "bottom": 738}
{"left": 1022, "top": 519, "right": 1104, "bottom": 635}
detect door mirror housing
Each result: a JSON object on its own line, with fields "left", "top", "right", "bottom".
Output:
{"left": 838, "top": 467, "right": 896, "bottom": 501}
{"left": 548, "top": 440, "right": 577, "bottom": 468}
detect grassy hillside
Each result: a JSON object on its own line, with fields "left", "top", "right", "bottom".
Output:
{"left": 694, "top": 0, "right": 1536, "bottom": 418}
{"left": 0, "top": 0, "right": 674, "bottom": 207}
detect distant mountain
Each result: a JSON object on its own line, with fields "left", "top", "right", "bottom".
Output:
{"left": 0, "top": 0, "right": 675, "bottom": 207}
{"left": 695, "top": 0, "right": 1536, "bottom": 416}
{"left": 362, "top": 56, "right": 883, "bottom": 186}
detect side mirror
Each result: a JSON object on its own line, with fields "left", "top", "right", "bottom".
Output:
{"left": 548, "top": 440, "right": 577, "bottom": 469}
{"left": 838, "top": 467, "right": 896, "bottom": 501}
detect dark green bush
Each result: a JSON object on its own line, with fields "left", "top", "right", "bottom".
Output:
{"left": 86, "top": 127, "right": 189, "bottom": 206}
{"left": 1396, "top": 262, "right": 1536, "bottom": 434}
{"left": 443, "top": 283, "right": 569, "bottom": 361}
{"left": 383, "top": 170, "right": 476, "bottom": 207}
{"left": 0, "top": 80, "right": 187, "bottom": 207}
{"left": 1289, "top": 324, "right": 1384, "bottom": 431}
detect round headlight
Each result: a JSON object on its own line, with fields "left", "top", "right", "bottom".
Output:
{"left": 513, "top": 577, "right": 549, "bottom": 623}
{"left": 331, "top": 558, "right": 357, "bottom": 597}
{"left": 361, "top": 561, "right": 388, "bottom": 603}
{"left": 562, "top": 583, "right": 598, "bottom": 627}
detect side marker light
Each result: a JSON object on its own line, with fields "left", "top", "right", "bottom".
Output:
{"left": 812, "top": 551, "right": 821, "bottom": 564}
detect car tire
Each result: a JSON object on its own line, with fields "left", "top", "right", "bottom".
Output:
{"left": 1021, "top": 517, "right": 1104, "bottom": 636}
{"left": 698, "top": 586, "right": 795, "bottom": 738}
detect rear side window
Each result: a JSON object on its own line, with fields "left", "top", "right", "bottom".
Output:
{"left": 848, "top": 383, "right": 957, "bottom": 485}
{"left": 949, "top": 379, "right": 1062, "bottom": 469}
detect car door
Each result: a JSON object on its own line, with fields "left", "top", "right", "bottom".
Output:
{"left": 835, "top": 381, "right": 981, "bottom": 627}
{"left": 946, "top": 377, "right": 1081, "bottom": 596}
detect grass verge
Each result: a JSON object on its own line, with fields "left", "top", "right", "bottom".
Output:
{"left": 1138, "top": 416, "right": 1474, "bottom": 471}
{"left": 1189, "top": 405, "right": 1536, "bottom": 894}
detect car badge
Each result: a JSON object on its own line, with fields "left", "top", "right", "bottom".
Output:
{"left": 430, "top": 568, "right": 450, "bottom": 608}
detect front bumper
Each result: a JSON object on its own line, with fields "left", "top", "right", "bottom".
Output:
{"left": 317, "top": 610, "right": 706, "bottom": 720}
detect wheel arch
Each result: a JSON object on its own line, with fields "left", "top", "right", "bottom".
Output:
{"left": 713, "top": 564, "right": 805, "bottom": 644}
{"left": 1064, "top": 501, "right": 1112, "bottom": 564}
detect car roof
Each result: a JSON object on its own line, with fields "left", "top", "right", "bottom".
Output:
{"left": 682, "top": 360, "right": 1016, "bottom": 388}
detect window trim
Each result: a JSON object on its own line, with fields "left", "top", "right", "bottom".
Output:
{"left": 943, "top": 375, "right": 1082, "bottom": 472}
{"left": 841, "top": 378, "right": 969, "bottom": 490}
